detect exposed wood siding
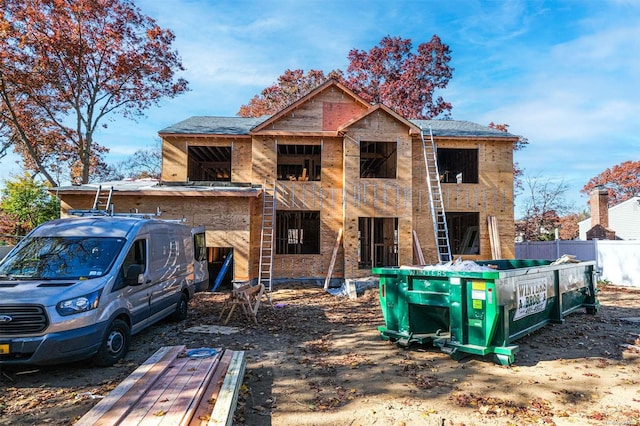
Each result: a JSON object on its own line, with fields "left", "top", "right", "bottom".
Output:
{"left": 342, "top": 110, "right": 413, "bottom": 278}
{"left": 412, "top": 138, "right": 514, "bottom": 262}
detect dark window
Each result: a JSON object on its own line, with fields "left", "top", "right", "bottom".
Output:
{"left": 277, "top": 144, "right": 321, "bottom": 181}
{"left": 437, "top": 148, "right": 478, "bottom": 183}
{"left": 276, "top": 211, "right": 320, "bottom": 254}
{"left": 358, "top": 217, "right": 398, "bottom": 268}
{"left": 188, "top": 146, "right": 231, "bottom": 181}
{"left": 446, "top": 212, "right": 480, "bottom": 255}
{"left": 114, "top": 239, "right": 147, "bottom": 290}
{"left": 360, "top": 141, "right": 397, "bottom": 178}
{"left": 193, "top": 232, "right": 207, "bottom": 262}
{"left": 0, "top": 236, "right": 125, "bottom": 280}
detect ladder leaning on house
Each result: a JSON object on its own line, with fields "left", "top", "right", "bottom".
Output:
{"left": 421, "top": 126, "right": 452, "bottom": 263}
{"left": 69, "top": 185, "right": 115, "bottom": 216}
{"left": 92, "top": 185, "right": 114, "bottom": 213}
{"left": 258, "top": 182, "right": 276, "bottom": 292}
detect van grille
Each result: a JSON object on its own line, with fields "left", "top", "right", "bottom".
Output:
{"left": 0, "top": 305, "right": 48, "bottom": 334}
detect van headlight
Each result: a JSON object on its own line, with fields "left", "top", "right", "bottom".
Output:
{"left": 56, "top": 290, "right": 102, "bottom": 316}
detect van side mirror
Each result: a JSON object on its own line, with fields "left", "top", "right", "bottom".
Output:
{"left": 125, "top": 264, "right": 144, "bottom": 286}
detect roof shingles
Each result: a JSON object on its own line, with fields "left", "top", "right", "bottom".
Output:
{"left": 159, "top": 116, "right": 516, "bottom": 138}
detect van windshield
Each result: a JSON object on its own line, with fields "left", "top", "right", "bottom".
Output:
{"left": 0, "top": 237, "right": 126, "bottom": 280}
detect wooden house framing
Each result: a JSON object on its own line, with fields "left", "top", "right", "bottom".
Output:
{"left": 55, "top": 79, "right": 518, "bottom": 288}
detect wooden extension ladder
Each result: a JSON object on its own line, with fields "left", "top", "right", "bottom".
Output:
{"left": 258, "top": 182, "right": 276, "bottom": 292}
{"left": 421, "top": 126, "right": 452, "bottom": 263}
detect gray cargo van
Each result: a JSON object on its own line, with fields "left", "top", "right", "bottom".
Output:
{"left": 0, "top": 216, "right": 208, "bottom": 366}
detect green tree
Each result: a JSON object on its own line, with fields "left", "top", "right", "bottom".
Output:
{"left": 0, "top": 174, "right": 60, "bottom": 240}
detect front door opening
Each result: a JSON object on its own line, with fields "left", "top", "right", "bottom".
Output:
{"left": 358, "top": 217, "right": 398, "bottom": 268}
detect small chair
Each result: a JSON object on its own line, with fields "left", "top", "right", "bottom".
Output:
{"left": 219, "top": 283, "right": 265, "bottom": 325}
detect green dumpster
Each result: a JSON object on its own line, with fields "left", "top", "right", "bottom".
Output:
{"left": 373, "top": 259, "right": 599, "bottom": 365}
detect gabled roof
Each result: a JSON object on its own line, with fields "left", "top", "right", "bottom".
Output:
{"left": 250, "top": 79, "right": 371, "bottom": 134}
{"left": 158, "top": 77, "right": 518, "bottom": 140}
{"left": 338, "top": 104, "right": 421, "bottom": 134}
{"left": 158, "top": 116, "right": 518, "bottom": 139}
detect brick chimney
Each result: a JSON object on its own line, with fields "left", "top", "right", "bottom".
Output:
{"left": 586, "top": 186, "right": 616, "bottom": 240}
{"left": 590, "top": 187, "right": 609, "bottom": 228}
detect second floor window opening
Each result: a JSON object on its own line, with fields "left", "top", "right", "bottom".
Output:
{"left": 187, "top": 145, "right": 231, "bottom": 181}
{"left": 360, "top": 141, "right": 397, "bottom": 178}
{"left": 277, "top": 144, "right": 321, "bottom": 181}
{"left": 437, "top": 148, "right": 479, "bottom": 184}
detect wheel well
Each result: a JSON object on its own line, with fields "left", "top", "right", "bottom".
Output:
{"left": 182, "top": 288, "right": 191, "bottom": 301}
{"left": 114, "top": 313, "right": 131, "bottom": 329}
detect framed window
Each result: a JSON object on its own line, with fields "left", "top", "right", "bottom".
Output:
{"left": 187, "top": 145, "right": 231, "bottom": 181}
{"left": 276, "top": 211, "right": 320, "bottom": 254}
{"left": 358, "top": 217, "right": 398, "bottom": 268}
{"left": 277, "top": 144, "right": 321, "bottom": 181}
{"left": 360, "top": 141, "right": 397, "bottom": 178}
{"left": 437, "top": 148, "right": 479, "bottom": 183}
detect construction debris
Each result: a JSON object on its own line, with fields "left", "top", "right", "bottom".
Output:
{"left": 551, "top": 254, "right": 581, "bottom": 265}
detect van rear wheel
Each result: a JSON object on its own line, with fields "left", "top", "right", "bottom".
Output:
{"left": 94, "top": 319, "right": 131, "bottom": 366}
{"left": 171, "top": 292, "right": 189, "bottom": 322}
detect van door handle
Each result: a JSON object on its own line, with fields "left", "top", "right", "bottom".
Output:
{"left": 145, "top": 279, "right": 151, "bottom": 284}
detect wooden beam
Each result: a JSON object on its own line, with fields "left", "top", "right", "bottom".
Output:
{"left": 324, "top": 228, "right": 343, "bottom": 289}
{"left": 488, "top": 216, "right": 502, "bottom": 260}
{"left": 412, "top": 230, "right": 426, "bottom": 265}
{"left": 208, "top": 351, "right": 246, "bottom": 426}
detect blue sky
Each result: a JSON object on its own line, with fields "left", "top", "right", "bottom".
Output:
{"left": 3, "top": 0, "right": 639, "bottom": 217}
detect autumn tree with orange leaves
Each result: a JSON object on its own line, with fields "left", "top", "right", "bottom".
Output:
{"left": 581, "top": 160, "right": 640, "bottom": 206}
{"left": 0, "top": 0, "right": 188, "bottom": 185}
{"left": 239, "top": 35, "right": 453, "bottom": 119}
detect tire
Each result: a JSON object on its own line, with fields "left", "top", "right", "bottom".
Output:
{"left": 93, "top": 319, "right": 131, "bottom": 367}
{"left": 171, "top": 292, "right": 189, "bottom": 322}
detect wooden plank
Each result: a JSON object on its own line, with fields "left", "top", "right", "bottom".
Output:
{"left": 153, "top": 355, "right": 221, "bottom": 425}
{"left": 488, "top": 216, "right": 502, "bottom": 260}
{"left": 123, "top": 352, "right": 220, "bottom": 426}
{"left": 207, "top": 351, "right": 246, "bottom": 426}
{"left": 324, "top": 228, "right": 343, "bottom": 289}
{"left": 134, "top": 357, "right": 203, "bottom": 425}
{"left": 412, "top": 230, "right": 426, "bottom": 265}
{"left": 76, "top": 345, "right": 186, "bottom": 426}
{"left": 176, "top": 351, "right": 222, "bottom": 425}
{"left": 188, "top": 351, "right": 234, "bottom": 426}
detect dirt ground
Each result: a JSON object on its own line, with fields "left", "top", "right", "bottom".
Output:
{"left": 1, "top": 282, "right": 640, "bottom": 426}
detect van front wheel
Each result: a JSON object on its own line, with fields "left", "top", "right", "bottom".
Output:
{"left": 171, "top": 292, "right": 189, "bottom": 322}
{"left": 94, "top": 319, "right": 131, "bottom": 366}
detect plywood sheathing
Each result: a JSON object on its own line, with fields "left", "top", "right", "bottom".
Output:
{"left": 161, "top": 137, "right": 253, "bottom": 184}
{"left": 411, "top": 137, "right": 514, "bottom": 263}
{"left": 341, "top": 108, "right": 414, "bottom": 279}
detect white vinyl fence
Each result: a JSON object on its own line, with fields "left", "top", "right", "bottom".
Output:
{"left": 516, "top": 240, "right": 640, "bottom": 288}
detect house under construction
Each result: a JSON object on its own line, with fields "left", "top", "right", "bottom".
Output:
{"left": 55, "top": 79, "right": 518, "bottom": 289}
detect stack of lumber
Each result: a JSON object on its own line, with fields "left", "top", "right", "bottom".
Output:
{"left": 76, "top": 345, "right": 245, "bottom": 426}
